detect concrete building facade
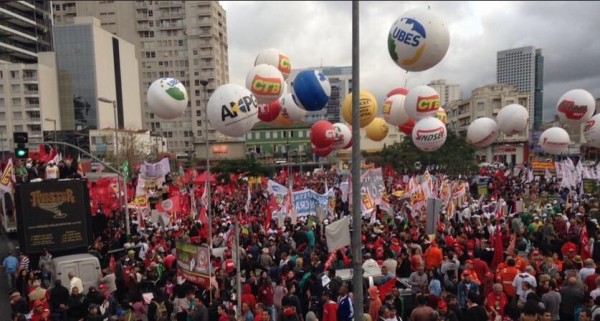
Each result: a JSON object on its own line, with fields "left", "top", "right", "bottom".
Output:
{"left": 427, "top": 79, "right": 461, "bottom": 107}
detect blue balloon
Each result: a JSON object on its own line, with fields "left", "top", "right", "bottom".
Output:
{"left": 291, "top": 70, "right": 331, "bottom": 111}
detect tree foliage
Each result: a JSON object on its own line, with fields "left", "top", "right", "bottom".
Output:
{"left": 104, "top": 130, "right": 154, "bottom": 178}
{"left": 211, "top": 158, "right": 275, "bottom": 183}
{"left": 376, "top": 131, "right": 478, "bottom": 176}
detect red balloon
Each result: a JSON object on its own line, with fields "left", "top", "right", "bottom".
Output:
{"left": 310, "top": 120, "right": 336, "bottom": 148}
{"left": 313, "top": 144, "right": 333, "bottom": 157}
{"left": 386, "top": 88, "right": 409, "bottom": 98}
{"left": 257, "top": 100, "right": 281, "bottom": 122}
{"left": 399, "top": 118, "right": 416, "bottom": 135}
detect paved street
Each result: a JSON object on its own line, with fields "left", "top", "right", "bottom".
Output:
{"left": 0, "top": 231, "right": 19, "bottom": 321}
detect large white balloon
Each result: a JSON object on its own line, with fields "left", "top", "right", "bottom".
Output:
{"left": 383, "top": 93, "right": 410, "bottom": 126}
{"left": 539, "top": 127, "right": 570, "bottom": 155}
{"left": 147, "top": 77, "right": 189, "bottom": 119}
{"left": 207, "top": 84, "right": 259, "bottom": 138}
{"left": 412, "top": 117, "right": 447, "bottom": 152}
{"left": 497, "top": 104, "right": 529, "bottom": 135}
{"left": 245, "top": 64, "right": 285, "bottom": 104}
{"left": 388, "top": 7, "right": 450, "bottom": 72}
{"left": 556, "top": 89, "right": 596, "bottom": 125}
{"left": 467, "top": 117, "right": 498, "bottom": 148}
{"left": 404, "top": 85, "right": 441, "bottom": 121}
{"left": 331, "top": 123, "right": 352, "bottom": 150}
{"left": 254, "top": 48, "right": 292, "bottom": 80}
{"left": 584, "top": 114, "right": 600, "bottom": 148}
{"left": 280, "top": 93, "right": 307, "bottom": 122}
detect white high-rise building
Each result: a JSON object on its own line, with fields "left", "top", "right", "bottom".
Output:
{"left": 497, "top": 46, "right": 544, "bottom": 130}
{"left": 427, "top": 79, "right": 461, "bottom": 106}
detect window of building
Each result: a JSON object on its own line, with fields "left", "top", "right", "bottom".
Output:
{"left": 0, "top": 98, "right": 4, "bottom": 107}
{"left": 12, "top": 98, "right": 21, "bottom": 107}
{"left": 0, "top": 112, "right": 5, "bottom": 120}
{"left": 10, "top": 71, "right": 19, "bottom": 79}
{"left": 10, "top": 84, "right": 20, "bottom": 93}
{"left": 298, "top": 131, "right": 303, "bottom": 138}
{"left": 30, "top": 124, "right": 41, "bottom": 132}
{"left": 12, "top": 111, "right": 22, "bottom": 120}
{"left": 197, "top": 130, "right": 202, "bottom": 137}
{"left": 254, "top": 132, "right": 260, "bottom": 139}
{"left": 273, "top": 132, "right": 278, "bottom": 139}
{"left": 265, "top": 132, "right": 270, "bottom": 139}
{"left": 196, "top": 110, "right": 202, "bottom": 117}
{"left": 246, "top": 133, "right": 252, "bottom": 140}
{"left": 196, "top": 120, "right": 202, "bottom": 127}
{"left": 14, "top": 125, "right": 23, "bottom": 132}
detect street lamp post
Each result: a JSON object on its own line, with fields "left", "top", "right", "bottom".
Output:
{"left": 44, "top": 117, "right": 57, "bottom": 151}
{"left": 98, "top": 97, "right": 130, "bottom": 237}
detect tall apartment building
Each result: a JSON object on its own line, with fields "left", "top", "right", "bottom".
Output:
{"left": 427, "top": 79, "right": 461, "bottom": 107}
{"left": 52, "top": 1, "right": 241, "bottom": 162}
{"left": 287, "top": 66, "right": 352, "bottom": 124}
{"left": 446, "top": 84, "right": 530, "bottom": 164}
{"left": 497, "top": 46, "right": 544, "bottom": 130}
{"left": 0, "top": 1, "right": 53, "bottom": 64}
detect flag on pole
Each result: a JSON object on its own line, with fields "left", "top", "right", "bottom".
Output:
{"left": 244, "top": 185, "right": 251, "bottom": 213}
{"left": 581, "top": 223, "right": 591, "bottom": 260}
{"left": 0, "top": 158, "right": 14, "bottom": 192}
{"left": 490, "top": 225, "right": 504, "bottom": 270}
{"left": 77, "top": 154, "right": 85, "bottom": 177}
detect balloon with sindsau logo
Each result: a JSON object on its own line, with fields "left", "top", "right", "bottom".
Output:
{"left": 207, "top": 84, "right": 259, "bottom": 138}
{"left": 404, "top": 85, "right": 440, "bottom": 121}
{"left": 387, "top": 7, "right": 450, "bottom": 72}
{"left": 411, "top": 117, "right": 447, "bottom": 152}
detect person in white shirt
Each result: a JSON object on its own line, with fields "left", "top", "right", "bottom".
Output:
{"left": 513, "top": 266, "right": 537, "bottom": 300}
{"left": 579, "top": 259, "right": 596, "bottom": 282}
{"left": 362, "top": 253, "right": 380, "bottom": 276}
{"left": 68, "top": 271, "right": 83, "bottom": 294}
{"left": 590, "top": 277, "right": 600, "bottom": 300}
{"left": 45, "top": 162, "right": 59, "bottom": 179}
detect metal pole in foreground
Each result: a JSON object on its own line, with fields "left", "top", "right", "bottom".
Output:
{"left": 235, "top": 214, "right": 242, "bottom": 318}
{"left": 350, "top": 1, "right": 364, "bottom": 321}
{"left": 200, "top": 80, "right": 213, "bottom": 304}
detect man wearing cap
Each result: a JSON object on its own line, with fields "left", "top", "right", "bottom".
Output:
{"left": 10, "top": 291, "right": 28, "bottom": 314}
{"left": 457, "top": 271, "right": 479, "bottom": 310}
{"left": 436, "top": 300, "right": 458, "bottom": 321}
{"left": 30, "top": 300, "right": 47, "bottom": 321}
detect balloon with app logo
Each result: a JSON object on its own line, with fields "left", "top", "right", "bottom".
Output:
{"left": 207, "top": 84, "right": 259, "bottom": 137}
{"left": 147, "top": 77, "right": 189, "bottom": 119}
{"left": 412, "top": 117, "right": 447, "bottom": 152}
{"left": 245, "top": 64, "right": 285, "bottom": 105}
{"left": 539, "top": 127, "right": 570, "bottom": 155}
{"left": 366, "top": 118, "right": 389, "bottom": 142}
{"left": 312, "top": 144, "right": 333, "bottom": 158}
{"left": 280, "top": 93, "right": 307, "bottom": 122}
{"left": 497, "top": 104, "right": 529, "bottom": 135}
{"left": 383, "top": 92, "right": 410, "bottom": 126}
{"left": 386, "top": 87, "right": 410, "bottom": 98}
{"left": 584, "top": 114, "right": 600, "bottom": 148}
{"left": 388, "top": 7, "right": 450, "bottom": 72}
{"left": 467, "top": 117, "right": 498, "bottom": 148}
{"left": 332, "top": 123, "right": 352, "bottom": 150}
{"left": 257, "top": 100, "right": 281, "bottom": 123}
{"left": 310, "top": 120, "right": 336, "bottom": 148}
{"left": 291, "top": 70, "right": 331, "bottom": 111}
{"left": 341, "top": 90, "right": 378, "bottom": 128}
{"left": 399, "top": 118, "right": 416, "bottom": 135}
{"left": 435, "top": 108, "right": 448, "bottom": 125}
{"left": 404, "top": 85, "right": 440, "bottom": 121}
{"left": 254, "top": 48, "right": 292, "bottom": 80}
{"left": 556, "top": 89, "right": 595, "bottom": 125}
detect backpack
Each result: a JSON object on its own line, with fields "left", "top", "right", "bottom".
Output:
{"left": 153, "top": 300, "right": 168, "bottom": 321}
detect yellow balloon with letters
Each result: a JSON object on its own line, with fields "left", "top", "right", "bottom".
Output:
{"left": 366, "top": 117, "right": 389, "bottom": 142}
{"left": 342, "top": 90, "right": 377, "bottom": 128}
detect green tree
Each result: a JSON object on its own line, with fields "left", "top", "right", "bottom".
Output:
{"left": 376, "top": 131, "right": 478, "bottom": 176}
{"left": 104, "top": 130, "right": 154, "bottom": 178}
{"left": 211, "top": 157, "right": 275, "bottom": 183}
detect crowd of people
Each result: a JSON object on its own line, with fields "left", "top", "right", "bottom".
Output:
{"left": 4, "top": 160, "right": 600, "bottom": 321}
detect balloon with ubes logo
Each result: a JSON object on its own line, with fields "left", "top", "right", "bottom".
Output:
{"left": 539, "top": 127, "right": 570, "bottom": 155}
{"left": 312, "top": 143, "right": 333, "bottom": 158}
{"left": 332, "top": 123, "right": 352, "bottom": 150}
{"left": 245, "top": 64, "right": 285, "bottom": 105}
{"left": 386, "top": 87, "right": 409, "bottom": 98}
{"left": 147, "top": 77, "right": 189, "bottom": 119}
{"left": 280, "top": 93, "right": 307, "bottom": 122}
{"left": 310, "top": 120, "right": 336, "bottom": 148}
{"left": 341, "top": 90, "right": 378, "bottom": 128}
{"left": 383, "top": 93, "right": 410, "bottom": 127}
{"left": 435, "top": 108, "right": 448, "bottom": 125}
{"left": 291, "top": 70, "right": 331, "bottom": 111}
{"left": 388, "top": 7, "right": 450, "bottom": 72}
{"left": 366, "top": 118, "right": 389, "bottom": 142}
{"left": 257, "top": 100, "right": 281, "bottom": 123}
{"left": 497, "top": 104, "right": 529, "bottom": 135}
{"left": 467, "top": 117, "right": 498, "bottom": 148}
{"left": 399, "top": 118, "right": 416, "bottom": 135}
{"left": 207, "top": 84, "right": 259, "bottom": 138}
{"left": 254, "top": 48, "right": 292, "bottom": 80}
{"left": 404, "top": 85, "right": 440, "bottom": 121}
{"left": 412, "top": 117, "right": 447, "bottom": 152}
{"left": 556, "top": 89, "right": 595, "bottom": 125}
{"left": 584, "top": 114, "right": 600, "bottom": 148}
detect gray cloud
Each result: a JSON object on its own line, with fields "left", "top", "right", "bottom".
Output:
{"left": 220, "top": 1, "right": 600, "bottom": 122}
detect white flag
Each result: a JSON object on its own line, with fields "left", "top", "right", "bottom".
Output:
{"left": 325, "top": 216, "right": 351, "bottom": 253}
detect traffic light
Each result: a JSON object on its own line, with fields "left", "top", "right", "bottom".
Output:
{"left": 13, "top": 132, "right": 28, "bottom": 159}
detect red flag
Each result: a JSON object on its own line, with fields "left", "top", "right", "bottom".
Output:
{"left": 156, "top": 195, "right": 182, "bottom": 214}
{"left": 581, "top": 223, "right": 591, "bottom": 260}
{"left": 378, "top": 277, "right": 396, "bottom": 301}
{"left": 109, "top": 255, "right": 116, "bottom": 272}
{"left": 266, "top": 195, "right": 278, "bottom": 231}
{"left": 278, "top": 169, "right": 288, "bottom": 185}
{"left": 490, "top": 225, "right": 504, "bottom": 270}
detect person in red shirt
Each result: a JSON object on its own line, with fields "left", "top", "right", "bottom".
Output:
{"left": 584, "top": 266, "right": 600, "bottom": 295}
{"left": 321, "top": 291, "right": 338, "bottom": 321}
{"left": 258, "top": 277, "right": 275, "bottom": 321}
{"left": 472, "top": 256, "right": 490, "bottom": 283}
{"left": 242, "top": 284, "right": 257, "bottom": 308}
{"left": 423, "top": 242, "right": 443, "bottom": 270}
{"left": 497, "top": 258, "right": 519, "bottom": 300}
{"left": 485, "top": 283, "right": 509, "bottom": 319}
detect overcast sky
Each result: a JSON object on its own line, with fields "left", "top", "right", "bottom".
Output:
{"left": 219, "top": 1, "right": 600, "bottom": 123}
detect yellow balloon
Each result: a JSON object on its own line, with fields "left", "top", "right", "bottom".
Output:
{"left": 342, "top": 90, "right": 377, "bottom": 128}
{"left": 435, "top": 108, "right": 448, "bottom": 125}
{"left": 268, "top": 113, "right": 294, "bottom": 127}
{"left": 366, "top": 117, "right": 389, "bottom": 142}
